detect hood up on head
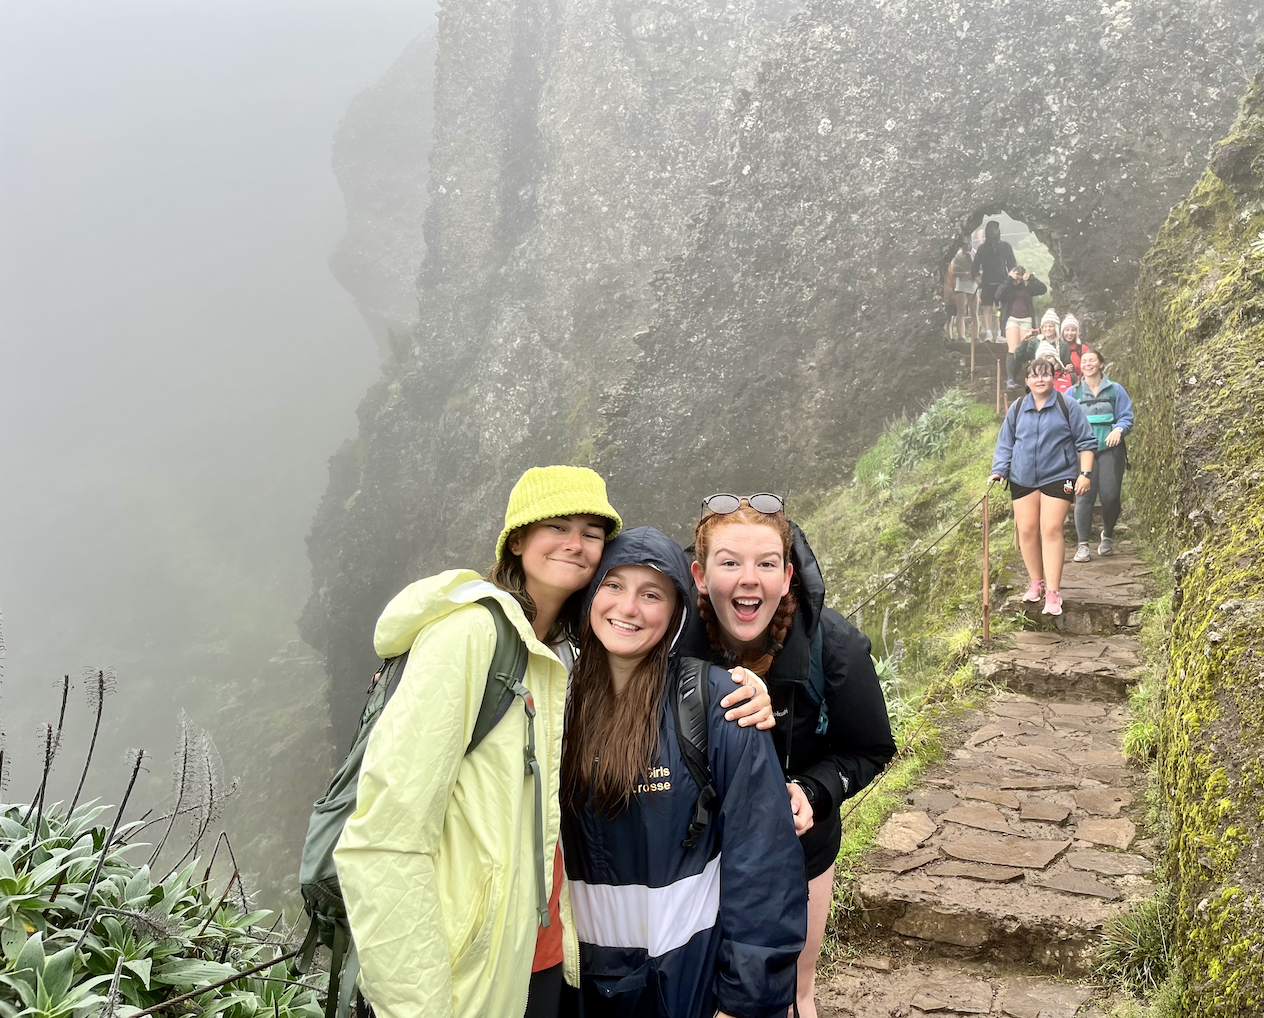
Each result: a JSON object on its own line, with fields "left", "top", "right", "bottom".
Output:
{"left": 789, "top": 522, "right": 826, "bottom": 635}
{"left": 583, "top": 526, "right": 693, "bottom": 652}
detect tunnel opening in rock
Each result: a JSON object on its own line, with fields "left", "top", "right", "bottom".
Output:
{"left": 944, "top": 211, "right": 1057, "bottom": 342}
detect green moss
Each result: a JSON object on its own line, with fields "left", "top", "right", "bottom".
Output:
{"left": 1114, "top": 64, "right": 1264, "bottom": 1016}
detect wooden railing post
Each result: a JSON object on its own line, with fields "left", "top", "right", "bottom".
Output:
{"left": 981, "top": 490, "right": 991, "bottom": 644}
{"left": 995, "top": 357, "right": 1002, "bottom": 415}
{"left": 970, "top": 335, "right": 976, "bottom": 379}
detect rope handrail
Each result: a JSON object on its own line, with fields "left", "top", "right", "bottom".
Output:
{"left": 844, "top": 479, "right": 997, "bottom": 622}
{"left": 837, "top": 478, "right": 1000, "bottom": 828}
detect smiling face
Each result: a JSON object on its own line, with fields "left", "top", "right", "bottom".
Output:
{"left": 1080, "top": 350, "right": 1102, "bottom": 377}
{"left": 510, "top": 515, "right": 608, "bottom": 601}
{"left": 1041, "top": 320, "right": 1058, "bottom": 340}
{"left": 691, "top": 520, "right": 793, "bottom": 651}
{"left": 588, "top": 564, "right": 678, "bottom": 664}
{"left": 1063, "top": 323, "right": 1079, "bottom": 343}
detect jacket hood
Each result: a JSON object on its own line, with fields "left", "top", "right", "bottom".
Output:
{"left": 583, "top": 527, "right": 693, "bottom": 651}
{"left": 789, "top": 522, "right": 825, "bottom": 634}
{"left": 373, "top": 568, "right": 540, "bottom": 659}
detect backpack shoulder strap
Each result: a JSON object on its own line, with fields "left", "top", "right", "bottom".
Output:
{"left": 806, "top": 625, "right": 829, "bottom": 734}
{"left": 670, "top": 656, "right": 718, "bottom": 850}
{"left": 1055, "top": 390, "right": 1071, "bottom": 429}
{"left": 466, "top": 597, "right": 551, "bottom": 929}
{"left": 466, "top": 597, "right": 529, "bottom": 755}
{"left": 1005, "top": 394, "right": 1022, "bottom": 433}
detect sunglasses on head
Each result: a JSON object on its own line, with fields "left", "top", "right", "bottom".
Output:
{"left": 701, "top": 492, "right": 785, "bottom": 516}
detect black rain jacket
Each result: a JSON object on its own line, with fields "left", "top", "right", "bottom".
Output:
{"left": 677, "top": 524, "right": 897, "bottom": 827}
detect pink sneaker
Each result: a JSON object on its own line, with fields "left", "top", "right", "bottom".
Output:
{"left": 1021, "top": 579, "right": 1046, "bottom": 603}
{"left": 1043, "top": 590, "right": 1063, "bottom": 616}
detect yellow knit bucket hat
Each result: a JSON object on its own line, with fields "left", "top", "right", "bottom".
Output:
{"left": 496, "top": 466, "right": 623, "bottom": 560}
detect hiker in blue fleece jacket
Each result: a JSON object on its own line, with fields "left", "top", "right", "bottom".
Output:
{"left": 990, "top": 358, "right": 1097, "bottom": 618}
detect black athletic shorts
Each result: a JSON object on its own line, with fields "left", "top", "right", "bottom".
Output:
{"left": 801, "top": 810, "right": 843, "bottom": 881}
{"left": 979, "top": 282, "right": 1001, "bottom": 305}
{"left": 1008, "top": 479, "right": 1075, "bottom": 502}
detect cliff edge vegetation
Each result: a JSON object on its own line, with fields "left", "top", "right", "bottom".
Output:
{"left": 1117, "top": 62, "right": 1264, "bottom": 1016}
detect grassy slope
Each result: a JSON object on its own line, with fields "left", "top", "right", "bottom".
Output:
{"left": 794, "top": 390, "right": 1026, "bottom": 953}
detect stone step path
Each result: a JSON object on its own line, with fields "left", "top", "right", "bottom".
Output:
{"left": 821, "top": 537, "right": 1152, "bottom": 1017}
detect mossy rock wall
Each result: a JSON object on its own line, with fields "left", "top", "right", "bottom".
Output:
{"left": 1121, "top": 63, "right": 1264, "bottom": 1015}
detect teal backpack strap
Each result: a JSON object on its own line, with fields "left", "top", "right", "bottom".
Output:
{"left": 807, "top": 626, "right": 828, "bottom": 735}
{"left": 467, "top": 598, "right": 546, "bottom": 928}
{"left": 467, "top": 598, "right": 529, "bottom": 755}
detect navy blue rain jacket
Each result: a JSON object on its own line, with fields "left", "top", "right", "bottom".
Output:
{"left": 563, "top": 527, "right": 807, "bottom": 1018}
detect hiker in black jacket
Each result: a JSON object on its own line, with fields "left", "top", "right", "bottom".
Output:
{"left": 680, "top": 495, "right": 896, "bottom": 1018}
{"left": 995, "top": 266, "right": 1049, "bottom": 388}
{"left": 971, "top": 219, "right": 1016, "bottom": 343}
{"left": 561, "top": 527, "right": 806, "bottom": 1018}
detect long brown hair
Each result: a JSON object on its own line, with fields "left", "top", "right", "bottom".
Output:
{"left": 487, "top": 526, "right": 584, "bottom": 644}
{"left": 693, "top": 506, "right": 797, "bottom": 677}
{"left": 561, "top": 598, "right": 685, "bottom": 817}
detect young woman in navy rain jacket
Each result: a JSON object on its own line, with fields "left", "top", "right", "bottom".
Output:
{"left": 560, "top": 527, "right": 807, "bottom": 1018}
{"left": 680, "top": 497, "right": 896, "bottom": 1018}
{"left": 990, "top": 357, "right": 1098, "bottom": 617}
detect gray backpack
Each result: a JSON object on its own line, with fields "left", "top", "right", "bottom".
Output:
{"left": 295, "top": 597, "right": 541, "bottom": 1018}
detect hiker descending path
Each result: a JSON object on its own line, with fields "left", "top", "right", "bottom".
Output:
{"left": 819, "top": 532, "right": 1152, "bottom": 1017}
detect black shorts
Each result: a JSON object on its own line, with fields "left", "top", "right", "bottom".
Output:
{"left": 1009, "top": 479, "right": 1075, "bottom": 502}
{"left": 801, "top": 810, "right": 843, "bottom": 881}
{"left": 979, "top": 283, "right": 1001, "bottom": 305}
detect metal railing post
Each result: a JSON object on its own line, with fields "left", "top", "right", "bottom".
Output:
{"left": 981, "top": 491, "right": 991, "bottom": 644}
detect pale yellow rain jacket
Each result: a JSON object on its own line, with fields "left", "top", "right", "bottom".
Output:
{"left": 334, "top": 570, "right": 578, "bottom": 1018}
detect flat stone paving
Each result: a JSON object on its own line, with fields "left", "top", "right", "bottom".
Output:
{"left": 822, "top": 538, "right": 1153, "bottom": 1014}
{"left": 820, "top": 959, "right": 1105, "bottom": 1018}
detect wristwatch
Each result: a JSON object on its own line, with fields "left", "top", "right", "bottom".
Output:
{"left": 1080, "top": 470, "right": 1092, "bottom": 478}
{"left": 790, "top": 778, "right": 817, "bottom": 806}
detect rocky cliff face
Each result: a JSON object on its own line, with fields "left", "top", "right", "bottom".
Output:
{"left": 1123, "top": 67, "right": 1264, "bottom": 1015}
{"left": 328, "top": 30, "right": 437, "bottom": 355}
{"left": 310, "top": 0, "right": 1261, "bottom": 735}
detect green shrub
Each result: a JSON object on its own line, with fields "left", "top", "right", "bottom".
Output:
{"left": 0, "top": 804, "right": 322, "bottom": 1018}
{"left": 891, "top": 390, "right": 969, "bottom": 472}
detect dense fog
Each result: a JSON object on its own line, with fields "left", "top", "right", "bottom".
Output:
{"left": 0, "top": 1, "right": 435, "bottom": 903}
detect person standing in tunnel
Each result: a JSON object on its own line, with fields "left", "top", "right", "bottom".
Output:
{"left": 1071, "top": 348, "right": 1134, "bottom": 562}
{"left": 950, "top": 237, "right": 979, "bottom": 343}
{"left": 1014, "top": 308, "right": 1069, "bottom": 384}
{"left": 990, "top": 360, "right": 1097, "bottom": 616}
{"left": 678, "top": 495, "right": 897, "bottom": 1018}
{"left": 971, "top": 220, "right": 1016, "bottom": 344}
{"left": 995, "top": 265, "right": 1048, "bottom": 388}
